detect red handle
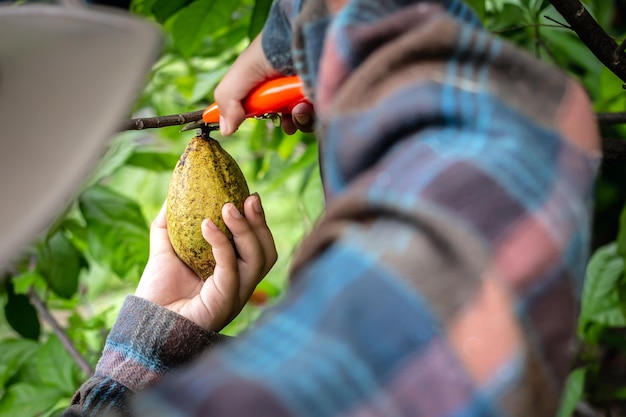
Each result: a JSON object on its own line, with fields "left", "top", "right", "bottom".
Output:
{"left": 202, "top": 76, "right": 306, "bottom": 124}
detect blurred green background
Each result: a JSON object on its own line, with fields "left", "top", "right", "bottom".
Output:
{"left": 1, "top": 0, "right": 626, "bottom": 415}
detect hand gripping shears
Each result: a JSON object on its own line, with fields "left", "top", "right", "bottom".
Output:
{"left": 182, "top": 75, "right": 307, "bottom": 132}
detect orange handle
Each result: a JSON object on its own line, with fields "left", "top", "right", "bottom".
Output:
{"left": 202, "top": 76, "right": 306, "bottom": 124}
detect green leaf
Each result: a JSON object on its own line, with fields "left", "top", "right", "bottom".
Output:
{"left": 79, "top": 185, "right": 149, "bottom": 279}
{"left": 61, "top": 218, "right": 89, "bottom": 252}
{"left": 578, "top": 243, "right": 626, "bottom": 339}
{"left": 277, "top": 130, "right": 303, "bottom": 160}
{"left": 35, "top": 335, "right": 80, "bottom": 390}
{"left": 595, "top": 65, "right": 626, "bottom": 110}
{"left": 264, "top": 142, "right": 319, "bottom": 192}
{"left": 12, "top": 336, "right": 82, "bottom": 405}
{"left": 556, "top": 367, "right": 586, "bottom": 417}
{"left": 203, "top": 23, "right": 250, "bottom": 57}
{"left": 249, "top": 0, "right": 273, "bottom": 40}
{"left": 84, "top": 135, "right": 137, "bottom": 189}
{"left": 190, "top": 67, "right": 228, "bottom": 103}
{"left": 44, "top": 407, "right": 69, "bottom": 417}
{"left": 0, "top": 383, "right": 62, "bottom": 417}
{"left": 464, "top": 0, "right": 485, "bottom": 21}
{"left": 79, "top": 185, "right": 147, "bottom": 236}
{"left": 130, "top": 0, "right": 158, "bottom": 15}
{"left": 37, "top": 231, "right": 82, "bottom": 299}
{"left": 526, "top": 0, "right": 549, "bottom": 18}
{"left": 489, "top": 3, "right": 526, "bottom": 32}
{"left": 537, "top": 11, "right": 598, "bottom": 77}
{"left": 0, "top": 339, "right": 39, "bottom": 387}
{"left": 46, "top": 406, "right": 70, "bottom": 417}
{"left": 152, "top": 0, "right": 194, "bottom": 23}
{"left": 581, "top": 1, "right": 615, "bottom": 28}
{"left": 255, "top": 278, "right": 281, "bottom": 298}
{"left": 126, "top": 150, "right": 180, "bottom": 171}
{"left": 607, "top": 385, "right": 626, "bottom": 400}
{"left": 11, "top": 271, "right": 46, "bottom": 295}
{"left": 297, "top": 163, "right": 319, "bottom": 196}
{"left": 171, "top": 0, "right": 241, "bottom": 58}
{"left": 4, "top": 281, "right": 40, "bottom": 341}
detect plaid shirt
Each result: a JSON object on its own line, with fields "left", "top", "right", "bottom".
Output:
{"left": 65, "top": 0, "right": 601, "bottom": 416}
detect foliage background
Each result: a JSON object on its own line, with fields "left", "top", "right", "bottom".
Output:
{"left": 0, "top": 0, "right": 625, "bottom": 416}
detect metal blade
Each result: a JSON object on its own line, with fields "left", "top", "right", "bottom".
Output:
{"left": 180, "top": 120, "right": 219, "bottom": 132}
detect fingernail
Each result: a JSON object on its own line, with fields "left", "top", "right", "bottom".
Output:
{"left": 203, "top": 218, "right": 219, "bottom": 231}
{"left": 219, "top": 115, "right": 230, "bottom": 136}
{"left": 294, "top": 113, "right": 310, "bottom": 126}
{"left": 227, "top": 203, "right": 242, "bottom": 219}
{"left": 252, "top": 192, "right": 263, "bottom": 214}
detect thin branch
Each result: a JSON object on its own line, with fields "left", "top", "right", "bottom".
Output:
{"left": 597, "top": 112, "right": 626, "bottom": 125}
{"left": 536, "top": 35, "right": 560, "bottom": 66}
{"left": 119, "top": 108, "right": 626, "bottom": 162}
{"left": 121, "top": 110, "right": 204, "bottom": 131}
{"left": 549, "top": 0, "right": 626, "bottom": 83}
{"left": 122, "top": 109, "right": 626, "bottom": 131}
{"left": 601, "top": 138, "right": 626, "bottom": 162}
{"left": 491, "top": 22, "right": 572, "bottom": 34}
{"left": 533, "top": 21, "right": 562, "bottom": 67}
{"left": 28, "top": 287, "right": 94, "bottom": 377}
{"left": 543, "top": 15, "right": 571, "bottom": 29}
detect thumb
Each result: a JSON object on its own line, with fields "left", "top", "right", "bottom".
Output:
{"left": 214, "top": 34, "right": 280, "bottom": 136}
{"left": 149, "top": 202, "right": 174, "bottom": 257}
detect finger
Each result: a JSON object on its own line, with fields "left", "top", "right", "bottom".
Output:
{"left": 291, "top": 101, "right": 316, "bottom": 133}
{"left": 221, "top": 202, "right": 267, "bottom": 298}
{"left": 149, "top": 201, "right": 173, "bottom": 257}
{"left": 214, "top": 34, "right": 279, "bottom": 136}
{"left": 214, "top": 70, "right": 249, "bottom": 136}
{"left": 200, "top": 219, "right": 239, "bottom": 312}
{"left": 281, "top": 114, "right": 298, "bottom": 135}
{"left": 222, "top": 203, "right": 265, "bottom": 274}
{"left": 153, "top": 200, "right": 167, "bottom": 228}
{"left": 244, "top": 193, "right": 277, "bottom": 275}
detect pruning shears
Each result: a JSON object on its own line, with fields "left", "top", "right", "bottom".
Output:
{"left": 182, "top": 75, "right": 307, "bottom": 132}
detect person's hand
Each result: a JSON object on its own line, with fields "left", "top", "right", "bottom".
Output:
{"left": 135, "top": 193, "right": 277, "bottom": 332}
{"left": 214, "top": 33, "right": 315, "bottom": 136}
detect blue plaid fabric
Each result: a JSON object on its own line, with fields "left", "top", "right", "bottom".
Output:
{"left": 65, "top": 1, "right": 601, "bottom": 416}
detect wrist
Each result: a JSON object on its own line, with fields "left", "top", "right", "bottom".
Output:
{"left": 96, "top": 296, "right": 228, "bottom": 391}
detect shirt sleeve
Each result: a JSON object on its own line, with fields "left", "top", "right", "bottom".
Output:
{"left": 111, "top": 1, "right": 602, "bottom": 416}
{"left": 261, "top": 0, "right": 303, "bottom": 75}
{"left": 62, "top": 296, "right": 228, "bottom": 417}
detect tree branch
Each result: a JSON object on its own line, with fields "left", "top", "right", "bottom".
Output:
{"left": 597, "top": 112, "right": 626, "bottom": 125}
{"left": 28, "top": 287, "right": 94, "bottom": 377}
{"left": 120, "top": 110, "right": 204, "bottom": 131}
{"left": 549, "top": 0, "right": 626, "bottom": 83}
{"left": 118, "top": 112, "right": 626, "bottom": 161}
{"left": 119, "top": 109, "right": 626, "bottom": 132}
{"left": 602, "top": 138, "right": 626, "bottom": 162}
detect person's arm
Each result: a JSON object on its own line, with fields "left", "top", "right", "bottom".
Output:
{"left": 129, "top": 1, "right": 600, "bottom": 416}
{"left": 62, "top": 296, "right": 229, "bottom": 417}
{"left": 63, "top": 194, "right": 276, "bottom": 416}
{"left": 214, "top": 0, "right": 315, "bottom": 136}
